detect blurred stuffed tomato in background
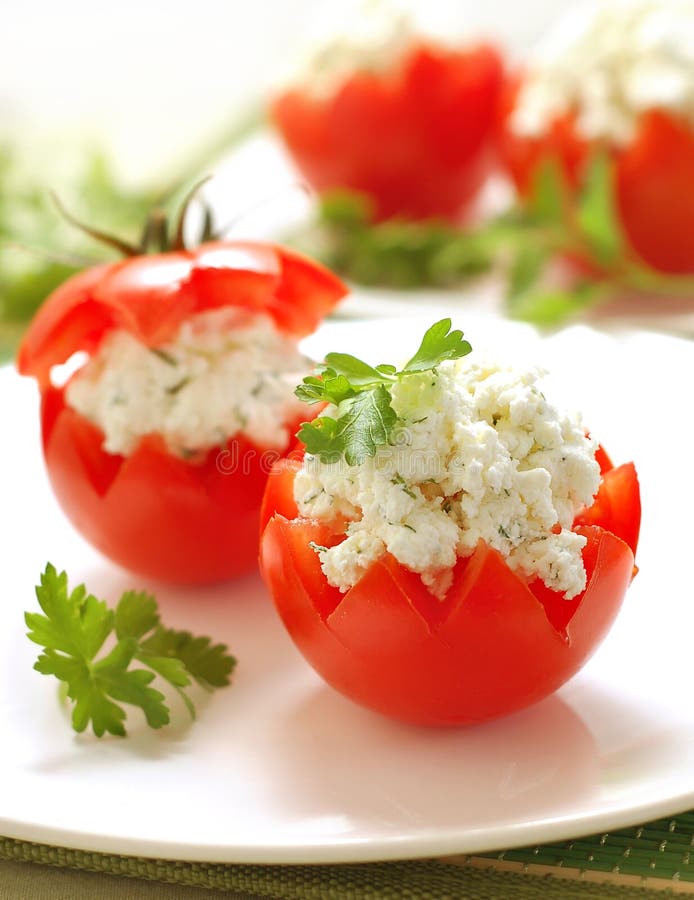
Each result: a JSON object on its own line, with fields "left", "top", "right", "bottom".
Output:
{"left": 499, "top": 0, "right": 694, "bottom": 276}
{"left": 271, "top": 11, "right": 504, "bottom": 223}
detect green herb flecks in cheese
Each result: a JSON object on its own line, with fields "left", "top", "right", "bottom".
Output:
{"left": 294, "top": 320, "right": 600, "bottom": 600}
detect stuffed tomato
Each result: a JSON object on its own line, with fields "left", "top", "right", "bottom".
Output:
{"left": 499, "top": 1, "right": 694, "bottom": 275}
{"left": 259, "top": 320, "right": 640, "bottom": 725}
{"left": 271, "top": 15, "right": 503, "bottom": 223}
{"left": 18, "top": 240, "right": 346, "bottom": 584}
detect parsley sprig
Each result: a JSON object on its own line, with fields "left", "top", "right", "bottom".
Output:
{"left": 297, "top": 155, "right": 694, "bottom": 327}
{"left": 306, "top": 190, "right": 500, "bottom": 289}
{"left": 25, "top": 564, "right": 236, "bottom": 737}
{"left": 503, "top": 153, "right": 694, "bottom": 323}
{"left": 296, "top": 318, "right": 472, "bottom": 465}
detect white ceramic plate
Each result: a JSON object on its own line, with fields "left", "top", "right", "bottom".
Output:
{"left": 0, "top": 313, "right": 690, "bottom": 864}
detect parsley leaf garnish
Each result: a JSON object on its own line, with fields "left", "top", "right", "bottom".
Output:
{"left": 401, "top": 318, "right": 472, "bottom": 373}
{"left": 25, "top": 564, "right": 236, "bottom": 737}
{"left": 296, "top": 319, "right": 472, "bottom": 465}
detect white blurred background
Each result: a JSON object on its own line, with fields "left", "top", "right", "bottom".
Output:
{"left": 0, "top": 0, "right": 578, "bottom": 184}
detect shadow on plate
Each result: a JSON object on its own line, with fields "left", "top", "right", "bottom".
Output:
{"left": 256, "top": 684, "right": 600, "bottom": 833}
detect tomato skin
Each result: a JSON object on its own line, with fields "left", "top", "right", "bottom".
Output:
{"left": 615, "top": 111, "right": 694, "bottom": 274}
{"left": 259, "top": 455, "right": 302, "bottom": 536}
{"left": 272, "top": 42, "right": 504, "bottom": 222}
{"left": 17, "top": 241, "right": 347, "bottom": 389}
{"left": 260, "top": 459, "right": 640, "bottom": 725}
{"left": 18, "top": 241, "right": 347, "bottom": 583}
{"left": 574, "top": 462, "right": 640, "bottom": 558}
{"left": 499, "top": 77, "right": 694, "bottom": 275}
{"left": 41, "top": 385, "right": 304, "bottom": 584}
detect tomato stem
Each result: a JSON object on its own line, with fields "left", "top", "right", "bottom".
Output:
{"left": 49, "top": 191, "right": 140, "bottom": 257}
{"left": 50, "top": 176, "right": 219, "bottom": 258}
{"left": 139, "top": 209, "right": 169, "bottom": 254}
{"left": 200, "top": 203, "right": 215, "bottom": 242}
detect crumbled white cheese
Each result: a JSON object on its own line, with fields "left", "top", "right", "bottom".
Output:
{"left": 294, "top": 359, "right": 601, "bottom": 600}
{"left": 511, "top": 0, "right": 694, "bottom": 144}
{"left": 66, "top": 309, "right": 310, "bottom": 457}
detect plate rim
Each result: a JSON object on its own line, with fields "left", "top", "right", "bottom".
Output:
{"left": 2, "top": 315, "right": 691, "bottom": 865}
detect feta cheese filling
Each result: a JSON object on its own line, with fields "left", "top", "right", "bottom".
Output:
{"left": 294, "top": 359, "right": 601, "bottom": 600}
{"left": 66, "top": 309, "right": 310, "bottom": 457}
{"left": 511, "top": 0, "right": 694, "bottom": 145}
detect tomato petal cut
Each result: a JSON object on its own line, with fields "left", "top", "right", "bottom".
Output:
{"left": 441, "top": 540, "right": 565, "bottom": 652}
{"left": 17, "top": 241, "right": 347, "bottom": 383}
{"left": 43, "top": 396, "right": 124, "bottom": 497}
{"left": 574, "top": 462, "right": 641, "bottom": 556}
{"left": 16, "top": 265, "right": 113, "bottom": 386}
{"left": 263, "top": 246, "right": 350, "bottom": 337}
{"left": 595, "top": 443, "right": 613, "bottom": 475}
{"left": 41, "top": 395, "right": 274, "bottom": 583}
{"left": 92, "top": 254, "right": 197, "bottom": 346}
{"left": 567, "top": 525, "right": 634, "bottom": 653}
{"left": 327, "top": 553, "right": 435, "bottom": 656}
{"left": 527, "top": 523, "right": 631, "bottom": 637}
{"left": 261, "top": 515, "right": 326, "bottom": 634}
{"left": 259, "top": 458, "right": 302, "bottom": 535}
{"left": 262, "top": 515, "right": 345, "bottom": 620}
{"left": 527, "top": 576, "right": 579, "bottom": 637}
{"left": 189, "top": 242, "right": 280, "bottom": 314}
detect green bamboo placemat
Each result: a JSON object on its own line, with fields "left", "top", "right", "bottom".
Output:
{"left": 5, "top": 811, "right": 694, "bottom": 898}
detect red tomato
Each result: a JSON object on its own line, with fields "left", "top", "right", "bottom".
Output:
{"left": 18, "top": 242, "right": 347, "bottom": 584}
{"left": 499, "top": 78, "right": 694, "bottom": 275}
{"left": 272, "top": 42, "right": 504, "bottom": 222}
{"left": 259, "top": 455, "right": 640, "bottom": 725}
{"left": 18, "top": 242, "right": 346, "bottom": 388}
{"left": 259, "top": 454, "right": 302, "bottom": 531}
{"left": 497, "top": 76, "right": 588, "bottom": 196}
{"left": 615, "top": 111, "right": 694, "bottom": 275}
{"left": 574, "top": 462, "right": 640, "bottom": 558}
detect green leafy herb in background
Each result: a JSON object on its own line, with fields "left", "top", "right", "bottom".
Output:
{"left": 0, "top": 108, "right": 261, "bottom": 363}
{"left": 0, "top": 148, "right": 159, "bottom": 363}
{"left": 505, "top": 153, "right": 694, "bottom": 322}
{"left": 305, "top": 191, "right": 503, "bottom": 289}
{"left": 301, "top": 155, "right": 694, "bottom": 327}
{"left": 25, "top": 564, "right": 236, "bottom": 737}
{"left": 296, "top": 318, "right": 472, "bottom": 465}
{"left": 574, "top": 154, "right": 624, "bottom": 265}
